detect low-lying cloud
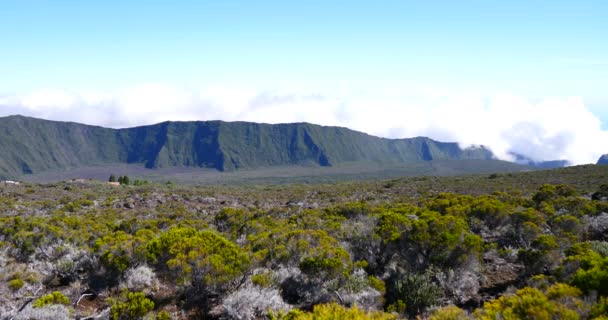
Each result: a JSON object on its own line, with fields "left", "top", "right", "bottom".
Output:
{"left": 1, "top": 84, "right": 607, "bottom": 165}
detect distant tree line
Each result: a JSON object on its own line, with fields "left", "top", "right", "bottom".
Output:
{"left": 109, "top": 174, "right": 148, "bottom": 186}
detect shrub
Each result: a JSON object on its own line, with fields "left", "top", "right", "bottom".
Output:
{"left": 157, "top": 311, "right": 172, "bottom": 320}
{"left": 215, "top": 207, "right": 251, "bottom": 238}
{"left": 571, "top": 253, "right": 608, "bottom": 295}
{"left": 374, "top": 210, "right": 412, "bottom": 244}
{"left": 94, "top": 230, "right": 153, "bottom": 274}
{"left": 337, "top": 269, "right": 384, "bottom": 310}
{"left": 264, "top": 229, "right": 351, "bottom": 279}
{"left": 406, "top": 211, "right": 482, "bottom": 269}
{"left": 436, "top": 269, "right": 480, "bottom": 305}
{"left": 289, "top": 303, "right": 396, "bottom": 320}
{"left": 474, "top": 285, "right": 585, "bottom": 320}
{"left": 533, "top": 184, "right": 558, "bottom": 204}
{"left": 146, "top": 227, "right": 250, "bottom": 288}
{"left": 429, "top": 305, "right": 469, "bottom": 320}
{"left": 222, "top": 286, "right": 291, "bottom": 320}
{"left": 591, "top": 296, "right": 608, "bottom": 318}
{"left": 8, "top": 278, "right": 25, "bottom": 291}
{"left": 519, "top": 234, "right": 562, "bottom": 275}
{"left": 331, "top": 202, "right": 373, "bottom": 218}
{"left": 122, "top": 265, "right": 159, "bottom": 292}
{"left": 110, "top": 291, "right": 155, "bottom": 320}
{"left": 470, "top": 196, "right": 509, "bottom": 228}
{"left": 590, "top": 241, "right": 608, "bottom": 256}
{"left": 552, "top": 215, "right": 582, "bottom": 238}
{"left": 368, "top": 276, "right": 386, "bottom": 294}
{"left": 251, "top": 270, "right": 275, "bottom": 288}
{"left": 12, "top": 304, "right": 71, "bottom": 320}
{"left": 33, "top": 291, "right": 70, "bottom": 308}
{"left": 385, "top": 272, "right": 443, "bottom": 317}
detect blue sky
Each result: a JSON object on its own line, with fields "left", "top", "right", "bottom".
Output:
{"left": 1, "top": 1, "right": 607, "bottom": 163}
{"left": 1, "top": 1, "right": 607, "bottom": 97}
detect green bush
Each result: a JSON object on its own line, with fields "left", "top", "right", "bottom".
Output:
{"left": 385, "top": 272, "right": 443, "bottom": 317}
{"left": 251, "top": 270, "right": 274, "bottom": 287}
{"left": 571, "top": 252, "right": 608, "bottom": 295}
{"left": 146, "top": 227, "right": 250, "bottom": 287}
{"left": 33, "top": 291, "right": 70, "bottom": 307}
{"left": 110, "top": 291, "right": 154, "bottom": 320}
{"left": 592, "top": 296, "right": 608, "bottom": 318}
{"left": 94, "top": 230, "right": 153, "bottom": 273}
{"left": 407, "top": 211, "right": 482, "bottom": 268}
{"left": 257, "top": 229, "right": 351, "bottom": 279}
{"left": 7, "top": 278, "right": 25, "bottom": 291}
{"left": 368, "top": 276, "right": 386, "bottom": 294}
{"left": 475, "top": 284, "right": 585, "bottom": 320}
{"left": 290, "top": 303, "right": 396, "bottom": 320}
{"left": 374, "top": 210, "right": 412, "bottom": 244}
{"left": 429, "top": 305, "right": 469, "bottom": 320}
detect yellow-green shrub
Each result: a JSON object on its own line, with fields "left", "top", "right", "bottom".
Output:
{"left": 109, "top": 291, "right": 154, "bottom": 320}
{"left": 429, "top": 305, "right": 469, "bottom": 320}
{"left": 251, "top": 270, "right": 274, "bottom": 288}
{"left": 33, "top": 291, "right": 70, "bottom": 307}
{"left": 474, "top": 284, "right": 585, "bottom": 320}
{"left": 8, "top": 278, "right": 25, "bottom": 291}
{"left": 146, "top": 227, "right": 249, "bottom": 286}
{"left": 290, "top": 303, "right": 396, "bottom": 320}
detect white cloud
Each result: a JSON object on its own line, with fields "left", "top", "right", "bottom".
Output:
{"left": 0, "top": 84, "right": 607, "bottom": 165}
{"left": 21, "top": 89, "right": 79, "bottom": 110}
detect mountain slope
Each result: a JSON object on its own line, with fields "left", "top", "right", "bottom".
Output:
{"left": 0, "top": 116, "right": 124, "bottom": 177}
{"left": 509, "top": 152, "right": 569, "bottom": 169}
{"left": 0, "top": 115, "right": 497, "bottom": 179}
{"left": 598, "top": 154, "right": 608, "bottom": 165}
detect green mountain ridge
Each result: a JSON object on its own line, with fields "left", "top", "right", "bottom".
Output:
{"left": 0, "top": 115, "right": 497, "bottom": 179}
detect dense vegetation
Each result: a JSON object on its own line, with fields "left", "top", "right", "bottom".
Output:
{"left": 1, "top": 165, "right": 608, "bottom": 319}
{"left": 0, "top": 115, "right": 497, "bottom": 179}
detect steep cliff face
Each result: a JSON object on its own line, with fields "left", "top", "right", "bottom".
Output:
{"left": 0, "top": 115, "right": 495, "bottom": 178}
{"left": 0, "top": 115, "right": 125, "bottom": 178}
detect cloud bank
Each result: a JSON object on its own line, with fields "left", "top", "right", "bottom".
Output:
{"left": 1, "top": 84, "right": 607, "bottom": 165}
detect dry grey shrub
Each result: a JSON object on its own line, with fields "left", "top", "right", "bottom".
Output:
{"left": 278, "top": 268, "right": 381, "bottom": 309}
{"left": 0, "top": 248, "right": 12, "bottom": 299}
{"left": 30, "top": 242, "right": 95, "bottom": 280}
{"left": 436, "top": 269, "right": 480, "bottom": 305}
{"left": 222, "top": 285, "right": 291, "bottom": 320}
{"left": 335, "top": 269, "right": 383, "bottom": 311}
{"left": 273, "top": 266, "right": 301, "bottom": 284}
{"left": 0, "top": 302, "right": 17, "bottom": 320}
{"left": 590, "top": 241, "right": 608, "bottom": 256}
{"left": 121, "top": 265, "right": 159, "bottom": 293}
{"left": 0, "top": 247, "right": 8, "bottom": 268}
{"left": 0, "top": 263, "right": 43, "bottom": 309}
{"left": 339, "top": 215, "right": 382, "bottom": 268}
{"left": 0, "top": 247, "right": 15, "bottom": 287}
{"left": 279, "top": 266, "right": 336, "bottom": 307}
{"left": 9, "top": 304, "right": 71, "bottom": 320}
{"left": 584, "top": 212, "right": 608, "bottom": 240}
{"left": 0, "top": 267, "right": 37, "bottom": 315}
